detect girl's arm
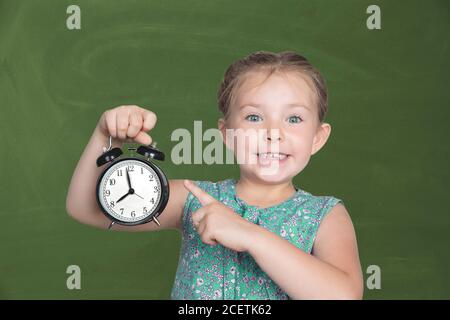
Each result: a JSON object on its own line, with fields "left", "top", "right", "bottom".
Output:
{"left": 183, "top": 180, "right": 363, "bottom": 298}
{"left": 65, "top": 105, "right": 189, "bottom": 232}
{"left": 246, "top": 203, "right": 364, "bottom": 299}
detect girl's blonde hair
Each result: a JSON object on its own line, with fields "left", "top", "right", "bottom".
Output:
{"left": 217, "top": 51, "right": 328, "bottom": 123}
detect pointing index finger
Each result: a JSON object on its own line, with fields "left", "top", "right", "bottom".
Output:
{"left": 183, "top": 180, "right": 216, "bottom": 206}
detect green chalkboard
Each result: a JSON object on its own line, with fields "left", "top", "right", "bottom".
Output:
{"left": 0, "top": 0, "right": 449, "bottom": 299}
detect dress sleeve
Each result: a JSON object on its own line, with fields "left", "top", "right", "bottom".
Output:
{"left": 320, "top": 196, "right": 345, "bottom": 220}
{"left": 306, "top": 196, "right": 345, "bottom": 253}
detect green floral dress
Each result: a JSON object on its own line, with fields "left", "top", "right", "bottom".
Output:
{"left": 170, "top": 179, "right": 343, "bottom": 300}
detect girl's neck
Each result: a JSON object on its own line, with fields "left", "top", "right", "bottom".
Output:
{"left": 234, "top": 175, "right": 297, "bottom": 208}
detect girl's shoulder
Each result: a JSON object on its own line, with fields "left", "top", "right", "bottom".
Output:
{"left": 295, "top": 187, "right": 343, "bottom": 206}
{"left": 188, "top": 179, "right": 345, "bottom": 216}
{"left": 293, "top": 187, "right": 345, "bottom": 220}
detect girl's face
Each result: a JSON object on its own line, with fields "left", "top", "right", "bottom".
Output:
{"left": 219, "top": 70, "right": 331, "bottom": 185}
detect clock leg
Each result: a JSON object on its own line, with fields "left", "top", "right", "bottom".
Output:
{"left": 108, "top": 221, "right": 115, "bottom": 230}
{"left": 153, "top": 217, "right": 161, "bottom": 226}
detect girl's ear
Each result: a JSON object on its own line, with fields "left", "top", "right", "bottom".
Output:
{"left": 311, "top": 122, "right": 332, "bottom": 155}
{"left": 218, "top": 117, "right": 226, "bottom": 138}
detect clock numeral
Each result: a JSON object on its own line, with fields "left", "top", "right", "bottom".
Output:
{"left": 143, "top": 207, "right": 147, "bottom": 213}
{"left": 105, "top": 190, "right": 110, "bottom": 196}
{"left": 141, "top": 167, "right": 144, "bottom": 174}
{"left": 154, "top": 185, "right": 159, "bottom": 193}
{"left": 127, "top": 165, "right": 134, "bottom": 172}
{"left": 109, "top": 178, "right": 116, "bottom": 186}
{"left": 117, "top": 169, "right": 123, "bottom": 177}
{"left": 149, "top": 174, "right": 154, "bottom": 181}
{"left": 110, "top": 201, "right": 115, "bottom": 208}
{"left": 150, "top": 198, "right": 155, "bottom": 204}
{"left": 120, "top": 208, "right": 124, "bottom": 215}
{"left": 131, "top": 211, "right": 136, "bottom": 218}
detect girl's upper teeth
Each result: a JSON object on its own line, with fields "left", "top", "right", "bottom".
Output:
{"left": 258, "top": 153, "right": 287, "bottom": 159}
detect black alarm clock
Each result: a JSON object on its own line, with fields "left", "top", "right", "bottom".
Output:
{"left": 95, "top": 136, "right": 169, "bottom": 229}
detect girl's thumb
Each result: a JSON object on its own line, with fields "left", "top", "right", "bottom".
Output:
{"left": 134, "top": 131, "right": 153, "bottom": 145}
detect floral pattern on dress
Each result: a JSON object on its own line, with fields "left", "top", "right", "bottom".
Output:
{"left": 170, "top": 179, "right": 343, "bottom": 300}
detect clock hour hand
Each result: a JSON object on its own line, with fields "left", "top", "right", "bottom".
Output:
{"left": 116, "top": 191, "right": 130, "bottom": 203}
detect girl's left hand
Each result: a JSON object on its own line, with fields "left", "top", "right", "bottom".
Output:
{"left": 183, "top": 180, "right": 256, "bottom": 252}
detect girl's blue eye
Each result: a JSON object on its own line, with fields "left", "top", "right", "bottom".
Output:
{"left": 245, "top": 114, "right": 262, "bottom": 122}
{"left": 288, "top": 116, "right": 302, "bottom": 124}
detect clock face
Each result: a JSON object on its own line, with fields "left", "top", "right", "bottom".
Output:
{"left": 97, "top": 159, "right": 162, "bottom": 224}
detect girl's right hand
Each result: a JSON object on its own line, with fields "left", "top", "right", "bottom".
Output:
{"left": 97, "top": 105, "right": 157, "bottom": 145}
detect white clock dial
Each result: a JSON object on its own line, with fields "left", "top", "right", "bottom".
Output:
{"left": 98, "top": 159, "right": 162, "bottom": 223}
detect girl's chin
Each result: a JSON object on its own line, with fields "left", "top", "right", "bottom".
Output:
{"left": 255, "top": 172, "right": 289, "bottom": 182}
{"left": 246, "top": 166, "right": 292, "bottom": 182}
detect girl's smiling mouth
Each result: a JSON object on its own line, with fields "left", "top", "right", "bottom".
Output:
{"left": 256, "top": 152, "right": 289, "bottom": 160}
{"left": 255, "top": 152, "right": 291, "bottom": 166}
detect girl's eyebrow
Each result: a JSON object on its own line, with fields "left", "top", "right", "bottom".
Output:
{"left": 239, "top": 103, "right": 311, "bottom": 112}
{"left": 286, "top": 103, "right": 311, "bottom": 112}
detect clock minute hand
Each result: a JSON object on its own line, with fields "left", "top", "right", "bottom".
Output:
{"left": 126, "top": 167, "right": 132, "bottom": 189}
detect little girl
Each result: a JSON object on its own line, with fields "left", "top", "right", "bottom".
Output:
{"left": 66, "top": 51, "right": 363, "bottom": 300}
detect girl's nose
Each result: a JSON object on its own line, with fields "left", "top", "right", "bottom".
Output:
{"left": 265, "top": 126, "right": 283, "bottom": 142}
